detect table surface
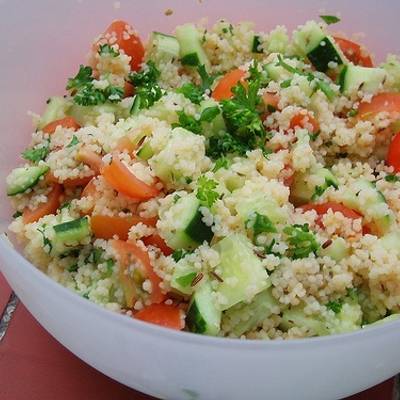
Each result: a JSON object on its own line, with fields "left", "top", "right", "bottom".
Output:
{"left": 0, "top": 273, "right": 397, "bottom": 400}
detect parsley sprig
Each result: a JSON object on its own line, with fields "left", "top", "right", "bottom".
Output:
{"left": 196, "top": 176, "right": 219, "bottom": 208}
{"left": 22, "top": 141, "right": 50, "bottom": 163}
{"left": 283, "top": 223, "right": 319, "bottom": 259}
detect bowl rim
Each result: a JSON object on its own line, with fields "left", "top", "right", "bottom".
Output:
{"left": 1, "top": 234, "right": 399, "bottom": 350}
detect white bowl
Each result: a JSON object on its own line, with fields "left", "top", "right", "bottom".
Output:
{"left": 1, "top": 1, "right": 400, "bottom": 399}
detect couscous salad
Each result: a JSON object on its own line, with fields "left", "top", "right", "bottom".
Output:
{"left": 6, "top": 17, "right": 400, "bottom": 339}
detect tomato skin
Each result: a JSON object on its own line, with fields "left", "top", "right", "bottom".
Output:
{"left": 143, "top": 234, "right": 173, "bottom": 256}
{"left": 22, "top": 184, "right": 63, "bottom": 224}
{"left": 387, "top": 132, "right": 400, "bottom": 172}
{"left": 76, "top": 149, "right": 103, "bottom": 175}
{"left": 358, "top": 93, "right": 400, "bottom": 119}
{"left": 112, "top": 239, "right": 165, "bottom": 305}
{"left": 300, "top": 202, "right": 362, "bottom": 220}
{"left": 96, "top": 20, "right": 145, "bottom": 71}
{"left": 262, "top": 92, "right": 280, "bottom": 111}
{"left": 212, "top": 69, "right": 246, "bottom": 101}
{"left": 101, "top": 155, "right": 159, "bottom": 200}
{"left": 135, "top": 304, "right": 184, "bottom": 330}
{"left": 333, "top": 36, "right": 373, "bottom": 67}
{"left": 91, "top": 214, "right": 157, "bottom": 240}
{"left": 42, "top": 117, "right": 80, "bottom": 135}
{"left": 290, "top": 112, "right": 319, "bottom": 133}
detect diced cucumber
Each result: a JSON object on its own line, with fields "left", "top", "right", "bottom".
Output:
{"left": 252, "top": 35, "right": 263, "bottom": 53}
{"left": 339, "top": 64, "right": 387, "bottom": 96}
{"left": 160, "top": 193, "right": 213, "bottom": 250}
{"left": 136, "top": 141, "right": 154, "bottom": 161}
{"left": 225, "top": 174, "right": 246, "bottom": 192}
{"left": 171, "top": 259, "right": 197, "bottom": 295}
{"left": 199, "top": 99, "right": 226, "bottom": 136}
{"left": 319, "top": 237, "right": 350, "bottom": 262}
{"left": 6, "top": 165, "right": 49, "bottom": 196}
{"left": 379, "top": 232, "right": 400, "bottom": 253}
{"left": 280, "top": 305, "right": 330, "bottom": 336}
{"left": 38, "top": 96, "right": 71, "bottom": 129}
{"left": 293, "top": 21, "right": 344, "bottom": 72}
{"left": 307, "top": 36, "right": 344, "bottom": 72}
{"left": 186, "top": 281, "right": 221, "bottom": 336}
{"left": 67, "top": 103, "right": 129, "bottom": 126}
{"left": 52, "top": 217, "right": 91, "bottom": 254}
{"left": 175, "top": 23, "right": 210, "bottom": 70}
{"left": 213, "top": 234, "right": 270, "bottom": 310}
{"left": 330, "top": 301, "right": 362, "bottom": 334}
{"left": 147, "top": 31, "right": 180, "bottom": 62}
{"left": 264, "top": 61, "right": 291, "bottom": 81}
{"left": 290, "top": 167, "right": 338, "bottom": 206}
{"left": 222, "top": 288, "right": 278, "bottom": 336}
{"left": 340, "top": 179, "right": 394, "bottom": 235}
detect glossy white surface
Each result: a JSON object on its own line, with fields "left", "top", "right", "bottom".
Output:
{"left": 1, "top": 1, "right": 400, "bottom": 399}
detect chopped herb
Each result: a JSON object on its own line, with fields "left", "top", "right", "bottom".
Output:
{"left": 172, "top": 249, "right": 188, "bottom": 262}
{"left": 320, "top": 15, "right": 341, "bottom": 25}
{"left": 176, "top": 272, "right": 197, "bottom": 287}
{"left": 131, "top": 84, "right": 163, "bottom": 113}
{"left": 262, "top": 147, "right": 273, "bottom": 158}
{"left": 197, "top": 64, "right": 217, "bottom": 91}
{"left": 176, "top": 83, "right": 204, "bottom": 104}
{"left": 37, "top": 226, "right": 53, "bottom": 254}
{"left": 212, "top": 155, "right": 230, "bottom": 172}
{"left": 347, "top": 287, "right": 359, "bottom": 301}
{"left": 246, "top": 212, "right": 277, "bottom": 236}
{"left": 68, "top": 263, "right": 79, "bottom": 272}
{"left": 106, "top": 259, "right": 115, "bottom": 273}
{"left": 283, "top": 223, "right": 319, "bottom": 259}
{"left": 196, "top": 176, "right": 219, "bottom": 208}
{"left": 129, "top": 61, "right": 160, "bottom": 86}
{"left": 222, "top": 27, "right": 228, "bottom": 34}
{"left": 185, "top": 177, "right": 193, "bottom": 184}
{"left": 85, "top": 247, "right": 104, "bottom": 264}
{"left": 347, "top": 109, "right": 358, "bottom": 117}
{"left": 172, "top": 111, "right": 202, "bottom": 135}
{"left": 264, "top": 238, "right": 281, "bottom": 257}
{"left": 73, "top": 85, "right": 106, "bottom": 106}
{"left": 173, "top": 194, "right": 181, "bottom": 203}
{"left": 309, "top": 131, "right": 320, "bottom": 141}
{"left": 60, "top": 201, "right": 71, "bottom": 210}
{"left": 312, "top": 185, "right": 326, "bottom": 200}
{"left": 67, "top": 135, "right": 79, "bottom": 148}
{"left": 104, "top": 85, "right": 124, "bottom": 103}
{"left": 66, "top": 65, "right": 93, "bottom": 91}
{"left": 207, "top": 131, "right": 250, "bottom": 159}
{"left": 280, "top": 79, "right": 292, "bottom": 88}
{"left": 200, "top": 106, "right": 220, "bottom": 122}
{"left": 83, "top": 293, "right": 89, "bottom": 299}
{"left": 12, "top": 211, "right": 22, "bottom": 219}
{"left": 267, "top": 104, "right": 276, "bottom": 113}
{"left": 314, "top": 80, "right": 335, "bottom": 101}
{"left": 326, "top": 299, "right": 343, "bottom": 314}
{"left": 21, "top": 142, "right": 50, "bottom": 163}
{"left": 385, "top": 174, "right": 400, "bottom": 183}
{"left": 98, "top": 44, "right": 119, "bottom": 57}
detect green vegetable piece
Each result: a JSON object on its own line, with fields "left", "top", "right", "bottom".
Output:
{"left": 320, "top": 15, "right": 341, "bottom": 25}
{"left": 98, "top": 44, "right": 119, "bottom": 57}
{"left": 196, "top": 176, "right": 219, "bottom": 208}
{"left": 283, "top": 223, "right": 320, "bottom": 259}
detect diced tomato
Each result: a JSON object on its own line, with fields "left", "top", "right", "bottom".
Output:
{"left": 91, "top": 214, "right": 157, "bottom": 240}
{"left": 62, "top": 176, "right": 93, "bottom": 188}
{"left": 358, "top": 93, "right": 400, "bottom": 120}
{"left": 112, "top": 239, "right": 165, "bottom": 305}
{"left": 76, "top": 148, "right": 103, "bottom": 175}
{"left": 22, "top": 184, "right": 63, "bottom": 224}
{"left": 124, "top": 81, "right": 135, "bottom": 97}
{"left": 387, "top": 132, "right": 400, "bottom": 173}
{"left": 135, "top": 303, "right": 184, "bottom": 330}
{"left": 262, "top": 92, "right": 280, "bottom": 111}
{"left": 101, "top": 154, "right": 159, "bottom": 200}
{"left": 212, "top": 68, "right": 246, "bottom": 101}
{"left": 81, "top": 178, "right": 97, "bottom": 198}
{"left": 42, "top": 117, "right": 80, "bottom": 135}
{"left": 290, "top": 112, "right": 319, "bottom": 133}
{"left": 96, "top": 20, "right": 145, "bottom": 71}
{"left": 114, "top": 136, "right": 136, "bottom": 154}
{"left": 300, "top": 202, "right": 362, "bottom": 220}
{"left": 333, "top": 36, "right": 373, "bottom": 67}
{"left": 143, "top": 234, "right": 173, "bottom": 256}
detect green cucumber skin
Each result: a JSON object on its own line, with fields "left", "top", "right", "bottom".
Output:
{"left": 184, "top": 210, "right": 213, "bottom": 244}
{"left": 252, "top": 36, "right": 263, "bottom": 53}
{"left": 186, "top": 300, "right": 207, "bottom": 333}
{"left": 53, "top": 217, "right": 88, "bottom": 233}
{"left": 181, "top": 52, "right": 200, "bottom": 66}
{"left": 7, "top": 165, "right": 49, "bottom": 196}
{"left": 307, "top": 37, "right": 343, "bottom": 72}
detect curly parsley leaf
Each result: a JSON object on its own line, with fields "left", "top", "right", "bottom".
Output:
{"left": 98, "top": 44, "right": 119, "bottom": 57}
{"left": 283, "top": 223, "right": 319, "bottom": 259}
{"left": 207, "top": 131, "right": 251, "bottom": 159}
{"left": 326, "top": 299, "right": 343, "bottom": 314}
{"left": 129, "top": 61, "right": 160, "bottom": 86}
{"left": 73, "top": 85, "right": 106, "bottom": 106}
{"left": 172, "top": 111, "right": 202, "bottom": 134}
{"left": 320, "top": 15, "right": 341, "bottom": 25}
{"left": 67, "top": 135, "right": 79, "bottom": 148}
{"left": 176, "top": 83, "right": 204, "bottom": 105}
{"left": 196, "top": 176, "right": 219, "bottom": 208}
{"left": 212, "top": 155, "right": 231, "bottom": 172}
{"left": 197, "top": 64, "right": 217, "bottom": 91}
{"left": 199, "top": 106, "right": 220, "bottom": 122}
{"left": 247, "top": 212, "right": 277, "bottom": 236}
{"left": 66, "top": 65, "right": 93, "bottom": 91}
{"left": 385, "top": 174, "right": 400, "bottom": 183}
{"left": 37, "top": 226, "right": 53, "bottom": 254}
{"left": 104, "top": 85, "right": 124, "bottom": 103}
{"left": 21, "top": 142, "right": 50, "bottom": 163}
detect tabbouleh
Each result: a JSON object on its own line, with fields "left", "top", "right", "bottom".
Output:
{"left": 6, "top": 17, "right": 400, "bottom": 339}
